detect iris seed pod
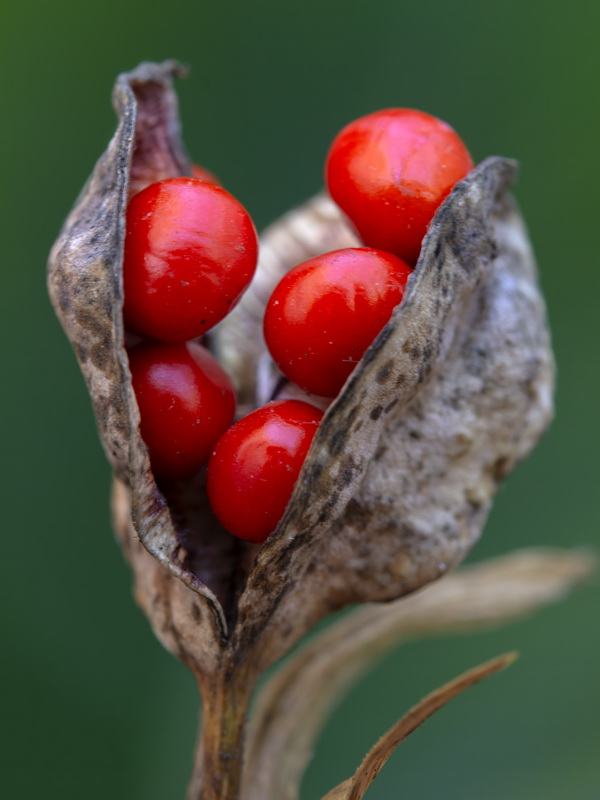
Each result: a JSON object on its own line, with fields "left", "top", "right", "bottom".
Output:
{"left": 48, "top": 61, "right": 555, "bottom": 800}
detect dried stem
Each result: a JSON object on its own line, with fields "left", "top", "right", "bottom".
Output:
{"left": 322, "top": 652, "right": 517, "bottom": 800}
{"left": 188, "top": 669, "right": 255, "bottom": 800}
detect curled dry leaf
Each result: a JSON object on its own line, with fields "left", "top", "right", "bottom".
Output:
{"left": 244, "top": 548, "right": 594, "bottom": 800}
{"left": 320, "top": 653, "right": 518, "bottom": 800}
{"left": 48, "top": 60, "right": 554, "bottom": 675}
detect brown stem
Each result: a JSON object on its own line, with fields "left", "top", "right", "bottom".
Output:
{"left": 188, "top": 669, "right": 255, "bottom": 800}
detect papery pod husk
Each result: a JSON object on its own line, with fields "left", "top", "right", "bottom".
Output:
{"left": 48, "top": 61, "right": 554, "bottom": 688}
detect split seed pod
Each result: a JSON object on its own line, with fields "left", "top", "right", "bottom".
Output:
{"left": 48, "top": 61, "right": 553, "bottom": 698}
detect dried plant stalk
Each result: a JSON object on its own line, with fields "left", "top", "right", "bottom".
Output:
{"left": 48, "top": 61, "right": 562, "bottom": 800}
{"left": 321, "top": 653, "right": 517, "bottom": 800}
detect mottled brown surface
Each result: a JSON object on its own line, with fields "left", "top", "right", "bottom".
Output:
{"left": 112, "top": 479, "right": 222, "bottom": 675}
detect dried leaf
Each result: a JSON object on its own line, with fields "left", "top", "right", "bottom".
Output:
{"left": 320, "top": 653, "right": 517, "bottom": 800}
{"left": 244, "top": 549, "right": 593, "bottom": 800}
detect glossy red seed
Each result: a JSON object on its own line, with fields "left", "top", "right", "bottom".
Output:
{"left": 263, "top": 248, "right": 412, "bottom": 398}
{"left": 326, "top": 108, "right": 474, "bottom": 265}
{"left": 128, "top": 341, "right": 236, "bottom": 480}
{"left": 207, "top": 400, "right": 323, "bottom": 543}
{"left": 123, "top": 177, "right": 258, "bottom": 342}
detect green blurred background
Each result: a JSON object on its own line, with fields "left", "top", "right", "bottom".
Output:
{"left": 2, "top": 0, "right": 599, "bottom": 797}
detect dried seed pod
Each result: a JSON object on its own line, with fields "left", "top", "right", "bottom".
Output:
{"left": 48, "top": 60, "right": 554, "bottom": 760}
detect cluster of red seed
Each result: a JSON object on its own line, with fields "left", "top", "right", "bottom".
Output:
{"left": 124, "top": 109, "right": 473, "bottom": 544}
